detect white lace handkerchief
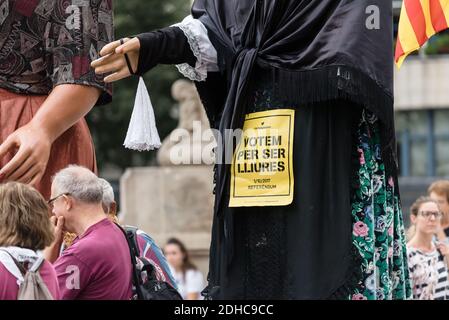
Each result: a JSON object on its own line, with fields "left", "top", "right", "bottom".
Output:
{"left": 124, "top": 77, "right": 162, "bottom": 152}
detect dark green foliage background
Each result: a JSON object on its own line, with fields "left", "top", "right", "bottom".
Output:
{"left": 87, "top": 1, "right": 191, "bottom": 172}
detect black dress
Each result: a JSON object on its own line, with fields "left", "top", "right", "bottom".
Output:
{"left": 135, "top": 0, "right": 412, "bottom": 300}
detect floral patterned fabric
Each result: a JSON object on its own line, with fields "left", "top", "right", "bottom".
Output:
{"left": 350, "top": 110, "right": 412, "bottom": 300}
{"left": 247, "top": 76, "right": 412, "bottom": 299}
{"left": 0, "top": 0, "right": 113, "bottom": 104}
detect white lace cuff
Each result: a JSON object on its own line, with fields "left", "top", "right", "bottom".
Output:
{"left": 173, "top": 15, "right": 219, "bottom": 82}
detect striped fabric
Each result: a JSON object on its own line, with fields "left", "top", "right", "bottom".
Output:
{"left": 395, "top": 0, "right": 449, "bottom": 67}
{"left": 407, "top": 246, "right": 449, "bottom": 300}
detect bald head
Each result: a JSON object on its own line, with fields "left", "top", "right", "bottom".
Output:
{"left": 52, "top": 165, "right": 103, "bottom": 204}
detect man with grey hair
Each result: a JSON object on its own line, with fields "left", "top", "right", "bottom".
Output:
{"left": 44, "top": 165, "right": 132, "bottom": 300}
{"left": 98, "top": 178, "right": 117, "bottom": 217}
{"left": 97, "top": 177, "right": 178, "bottom": 290}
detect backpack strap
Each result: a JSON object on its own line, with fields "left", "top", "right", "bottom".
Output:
{"left": 0, "top": 249, "right": 26, "bottom": 276}
{"left": 124, "top": 225, "right": 141, "bottom": 257}
{"left": 29, "top": 257, "right": 45, "bottom": 273}
{"left": 115, "top": 223, "right": 144, "bottom": 299}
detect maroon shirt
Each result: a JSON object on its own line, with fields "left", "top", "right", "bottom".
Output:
{"left": 0, "top": 259, "right": 60, "bottom": 300}
{"left": 53, "top": 218, "right": 133, "bottom": 300}
{"left": 0, "top": 0, "right": 113, "bottom": 105}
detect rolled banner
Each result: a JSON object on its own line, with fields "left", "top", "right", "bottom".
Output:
{"left": 123, "top": 77, "right": 161, "bottom": 151}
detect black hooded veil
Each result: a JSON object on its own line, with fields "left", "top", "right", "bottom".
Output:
{"left": 190, "top": 0, "right": 396, "bottom": 299}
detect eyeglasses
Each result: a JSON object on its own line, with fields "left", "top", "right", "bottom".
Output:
{"left": 47, "top": 193, "right": 71, "bottom": 207}
{"left": 419, "top": 211, "right": 443, "bottom": 220}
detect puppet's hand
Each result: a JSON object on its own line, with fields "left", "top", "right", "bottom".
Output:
{"left": 91, "top": 37, "right": 140, "bottom": 83}
{"left": 0, "top": 123, "right": 51, "bottom": 186}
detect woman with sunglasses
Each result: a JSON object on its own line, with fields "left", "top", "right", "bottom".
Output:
{"left": 407, "top": 196, "right": 449, "bottom": 300}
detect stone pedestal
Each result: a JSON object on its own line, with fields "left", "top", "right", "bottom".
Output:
{"left": 120, "top": 166, "right": 214, "bottom": 277}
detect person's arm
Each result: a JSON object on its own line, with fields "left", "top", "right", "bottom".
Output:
{"left": 0, "top": 0, "right": 112, "bottom": 187}
{"left": 92, "top": 16, "right": 218, "bottom": 83}
{"left": 91, "top": 26, "right": 195, "bottom": 83}
{"left": 44, "top": 216, "right": 65, "bottom": 264}
{"left": 45, "top": 216, "right": 90, "bottom": 301}
{"left": 136, "top": 27, "right": 197, "bottom": 75}
{"left": 0, "top": 85, "right": 100, "bottom": 186}
{"left": 186, "top": 292, "right": 200, "bottom": 300}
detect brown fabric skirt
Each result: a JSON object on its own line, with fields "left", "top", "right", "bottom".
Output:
{"left": 0, "top": 88, "right": 97, "bottom": 200}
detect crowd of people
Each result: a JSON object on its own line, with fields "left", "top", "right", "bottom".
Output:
{"left": 0, "top": 165, "right": 204, "bottom": 300}
{"left": 2, "top": 165, "right": 448, "bottom": 300}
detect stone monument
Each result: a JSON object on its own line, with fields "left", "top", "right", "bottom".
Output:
{"left": 121, "top": 79, "right": 215, "bottom": 278}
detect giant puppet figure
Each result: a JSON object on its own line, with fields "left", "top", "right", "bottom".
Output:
{"left": 0, "top": 0, "right": 113, "bottom": 199}
{"left": 93, "top": 0, "right": 411, "bottom": 300}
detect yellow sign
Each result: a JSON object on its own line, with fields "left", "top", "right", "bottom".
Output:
{"left": 229, "top": 109, "right": 295, "bottom": 207}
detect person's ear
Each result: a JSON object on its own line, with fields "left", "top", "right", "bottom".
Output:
{"left": 64, "top": 195, "right": 73, "bottom": 211}
{"left": 410, "top": 214, "right": 417, "bottom": 225}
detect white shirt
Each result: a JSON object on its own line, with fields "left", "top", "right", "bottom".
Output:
{"left": 172, "top": 268, "right": 205, "bottom": 300}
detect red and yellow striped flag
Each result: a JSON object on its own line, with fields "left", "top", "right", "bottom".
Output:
{"left": 395, "top": 0, "right": 449, "bottom": 67}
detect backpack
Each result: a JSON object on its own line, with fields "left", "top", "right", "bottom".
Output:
{"left": 116, "top": 224, "right": 182, "bottom": 300}
{"left": 2, "top": 251, "right": 54, "bottom": 300}
{"left": 132, "top": 229, "right": 177, "bottom": 289}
